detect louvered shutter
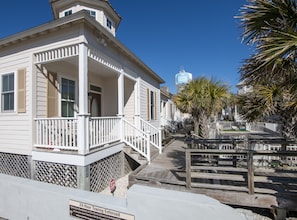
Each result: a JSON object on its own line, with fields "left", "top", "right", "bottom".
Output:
{"left": 47, "top": 72, "right": 58, "bottom": 117}
{"left": 17, "top": 68, "right": 26, "bottom": 113}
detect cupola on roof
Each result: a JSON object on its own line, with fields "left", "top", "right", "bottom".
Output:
{"left": 50, "top": 0, "right": 121, "bottom": 36}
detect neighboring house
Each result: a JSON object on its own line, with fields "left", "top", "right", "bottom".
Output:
{"left": 160, "top": 86, "right": 176, "bottom": 128}
{"left": 234, "top": 80, "right": 252, "bottom": 122}
{"left": 236, "top": 79, "right": 253, "bottom": 95}
{"left": 0, "top": 0, "right": 164, "bottom": 192}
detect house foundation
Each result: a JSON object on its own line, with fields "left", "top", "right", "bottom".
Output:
{"left": 0, "top": 149, "right": 133, "bottom": 193}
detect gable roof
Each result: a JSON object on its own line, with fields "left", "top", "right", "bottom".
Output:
{"left": 0, "top": 10, "right": 164, "bottom": 84}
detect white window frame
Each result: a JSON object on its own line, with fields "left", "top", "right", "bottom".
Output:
{"left": 59, "top": 76, "right": 77, "bottom": 117}
{"left": 86, "top": 9, "right": 96, "bottom": 19}
{"left": 147, "top": 88, "right": 157, "bottom": 121}
{"left": 150, "top": 90, "right": 156, "bottom": 120}
{"left": 1, "top": 71, "right": 16, "bottom": 113}
{"left": 64, "top": 10, "right": 72, "bottom": 17}
{"left": 106, "top": 16, "right": 113, "bottom": 30}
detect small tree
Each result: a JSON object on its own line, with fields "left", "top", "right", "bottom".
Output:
{"left": 174, "top": 77, "right": 229, "bottom": 138}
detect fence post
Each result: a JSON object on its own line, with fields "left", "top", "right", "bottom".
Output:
{"left": 118, "top": 115, "right": 124, "bottom": 141}
{"left": 247, "top": 150, "right": 254, "bottom": 194}
{"left": 186, "top": 149, "right": 191, "bottom": 189}
{"left": 158, "top": 127, "right": 162, "bottom": 154}
{"left": 232, "top": 140, "right": 237, "bottom": 167}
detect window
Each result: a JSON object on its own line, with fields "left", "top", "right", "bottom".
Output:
{"left": 150, "top": 91, "right": 156, "bottom": 120}
{"left": 86, "top": 10, "right": 96, "bottom": 19}
{"left": 147, "top": 89, "right": 156, "bottom": 120}
{"left": 1, "top": 73, "right": 14, "bottom": 111}
{"left": 64, "top": 10, "right": 72, "bottom": 17}
{"left": 107, "top": 17, "right": 113, "bottom": 29}
{"left": 61, "top": 78, "right": 75, "bottom": 117}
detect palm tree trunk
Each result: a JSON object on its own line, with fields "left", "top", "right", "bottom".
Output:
{"left": 193, "top": 117, "right": 199, "bottom": 137}
{"left": 279, "top": 110, "right": 297, "bottom": 139}
{"left": 198, "top": 113, "right": 209, "bottom": 138}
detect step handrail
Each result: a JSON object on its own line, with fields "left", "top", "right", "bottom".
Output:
{"left": 122, "top": 118, "right": 151, "bottom": 162}
{"left": 139, "top": 118, "right": 162, "bottom": 153}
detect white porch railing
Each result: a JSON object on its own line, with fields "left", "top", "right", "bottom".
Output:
{"left": 139, "top": 118, "right": 162, "bottom": 153}
{"left": 35, "top": 118, "right": 78, "bottom": 150}
{"left": 89, "top": 117, "right": 121, "bottom": 149}
{"left": 35, "top": 117, "right": 161, "bottom": 161}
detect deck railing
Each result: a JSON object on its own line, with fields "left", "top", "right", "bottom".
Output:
{"left": 184, "top": 137, "right": 297, "bottom": 195}
{"left": 89, "top": 117, "right": 121, "bottom": 149}
{"left": 139, "top": 118, "right": 162, "bottom": 153}
{"left": 35, "top": 118, "right": 78, "bottom": 150}
{"left": 35, "top": 117, "right": 158, "bottom": 161}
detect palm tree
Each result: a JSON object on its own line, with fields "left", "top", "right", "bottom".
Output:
{"left": 238, "top": 0, "right": 297, "bottom": 78}
{"left": 236, "top": 83, "right": 297, "bottom": 138}
{"left": 237, "top": 0, "right": 297, "bottom": 138}
{"left": 174, "top": 77, "right": 229, "bottom": 138}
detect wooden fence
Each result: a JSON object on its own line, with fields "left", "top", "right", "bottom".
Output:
{"left": 184, "top": 137, "right": 297, "bottom": 211}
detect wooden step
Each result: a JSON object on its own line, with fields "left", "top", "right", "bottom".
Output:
{"left": 191, "top": 165, "right": 247, "bottom": 172}
{"left": 191, "top": 172, "right": 246, "bottom": 181}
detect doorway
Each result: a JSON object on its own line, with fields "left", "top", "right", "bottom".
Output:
{"left": 90, "top": 92, "right": 101, "bottom": 117}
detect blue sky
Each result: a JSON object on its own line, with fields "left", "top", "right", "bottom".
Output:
{"left": 0, "top": 0, "right": 252, "bottom": 94}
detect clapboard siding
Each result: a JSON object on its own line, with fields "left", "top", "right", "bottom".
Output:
{"left": 139, "top": 79, "right": 160, "bottom": 128}
{"left": 36, "top": 67, "right": 47, "bottom": 118}
{"left": 123, "top": 78, "right": 135, "bottom": 123}
{"left": 0, "top": 52, "right": 32, "bottom": 155}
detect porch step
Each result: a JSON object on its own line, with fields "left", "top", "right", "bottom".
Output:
{"left": 123, "top": 145, "right": 159, "bottom": 165}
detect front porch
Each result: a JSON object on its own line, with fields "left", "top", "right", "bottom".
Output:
{"left": 33, "top": 42, "right": 162, "bottom": 161}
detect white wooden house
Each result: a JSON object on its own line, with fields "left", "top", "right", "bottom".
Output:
{"left": 0, "top": 0, "right": 164, "bottom": 191}
{"left": 160, "top": 87, "right": 175, "bottom": 128}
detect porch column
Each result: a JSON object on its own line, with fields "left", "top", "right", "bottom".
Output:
{"left": 77, "top": 43, "right": 89, "bottom": 155}
{"left": 117, "top": 71, "right": 124, "bottom": 117}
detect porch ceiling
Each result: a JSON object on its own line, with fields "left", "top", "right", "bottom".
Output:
{"left": 43, "top": 56, "right": 118, "bottom": 78}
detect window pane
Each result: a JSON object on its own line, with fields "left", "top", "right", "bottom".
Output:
{"left": 69, "top": 84, "right": 75, "bottom": 100}
{"left": 2, "top": 73, "right": 14, "bottom": 111}
{"left": 65, "top": 10, "right": 72, "bottom": 16}
{"left": 9, "top": 93, "right": 14, "bottom": 110}
{"left": 2, "top": 75, "right": 8, "bottom": 91}
{"left": 3, "top": 93, "right": 14, "bottom": 111}
{"left": 107, "top": 19, "right": 112, "bottom": 29}
{"left": 68, "top": 102, "right": 74, "bottom": 117}
{"left": 61, "top": 101, "right": 68, "bottom": 117}
{"left": 9, "top": 74, "right": 14, "bottom": 90}
{"left": 61, "top": 84, "right": 68, "bottom": 99}
{"left": 61, "top": 78, "right": 75, "bottom": 117}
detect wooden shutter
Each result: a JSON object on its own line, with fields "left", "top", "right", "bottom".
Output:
{"left": 147, "top": 88, "right": 150, "bottom": 120}
{"left": 17, "top": 68, "right": 26, "bottom": 113}
{"left": 47, "top": 72, "right": 58, "bottom": 117}
{"left": 154, "top": 91, "right": 157, "bottom": 120}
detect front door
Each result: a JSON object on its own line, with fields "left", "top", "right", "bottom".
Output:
{"left": 90, "top": 92, "right": 101, "bottom": 117}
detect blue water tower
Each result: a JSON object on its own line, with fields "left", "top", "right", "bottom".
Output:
{"left": 175, "top": 68, "right": 192, "bottom": 93}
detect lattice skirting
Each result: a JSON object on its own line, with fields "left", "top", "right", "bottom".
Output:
{"left": 90, "top": 151, "right": 132, "bottom": 192}
{"left": 34, "top": 161, "right": 77, "bottom": 188}
{"left": 0, "top": 152, "right": 31, "bottom": 178}
{"left": 0, "top": 150, "right": 133, "bottom": 191}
